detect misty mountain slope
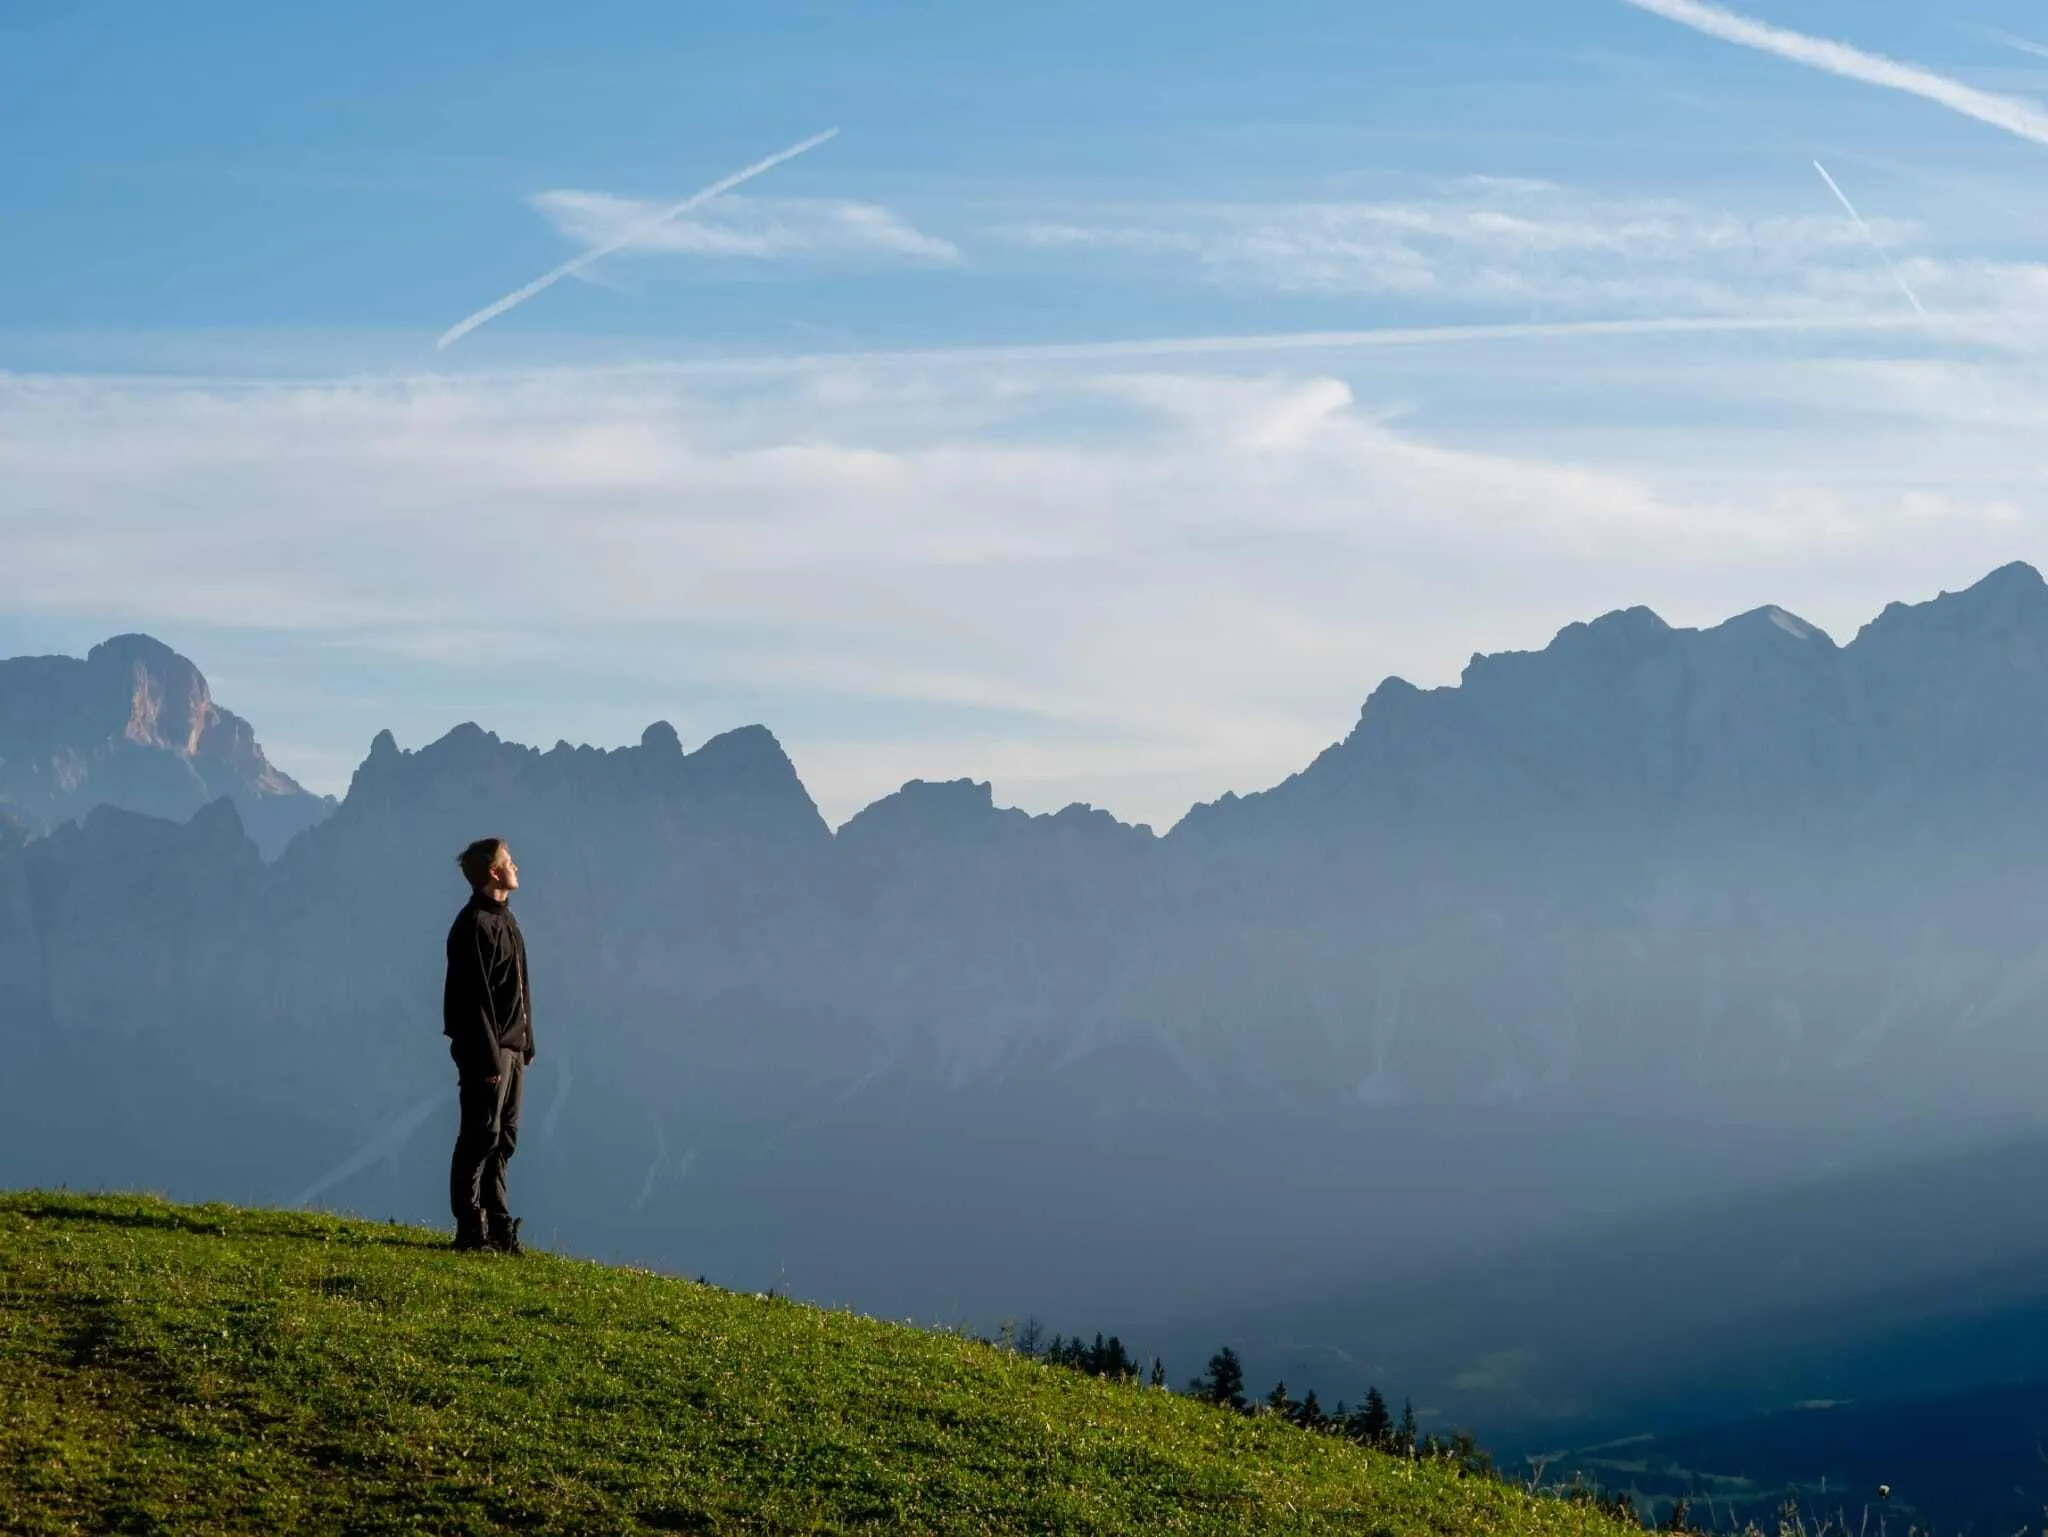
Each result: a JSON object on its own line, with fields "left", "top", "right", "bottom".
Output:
{"left": 1157, "top": 1125, "right": 2048, "bottom": 1443}
{"left": 1844, "top": 559, "right": 2048, "bottom": 810}
{"left": 835, "top": 778, "right": 1162, "bottom": 1083}
{"left": 9, "top": 564, "right": 2048, "bottom": 1351}
{"left": 1140, "top": 563, "right": 2048, "bottom": 1112}
{"left": 229, "top": 716, "right": 867, "bottom": 1131}
{"left": 0, "top": 634, "right": 332, "bottom": 857}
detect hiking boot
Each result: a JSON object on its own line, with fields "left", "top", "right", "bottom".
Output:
{"left": 452, "top": 1213, "right": 490, "bottom": 1252}
{"left": 488, "top": 1214, "right": 525, "bottom": 1256}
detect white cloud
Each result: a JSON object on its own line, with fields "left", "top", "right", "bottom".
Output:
{"left": 531, "top": 191, "right": 962, "bottom": 266}
{"left": 7, "top": 315, "right": 2048, "bottom": 828}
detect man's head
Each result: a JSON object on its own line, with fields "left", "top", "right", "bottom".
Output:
{"left": 457, "top": 837, "right": 519, "bottom": 901}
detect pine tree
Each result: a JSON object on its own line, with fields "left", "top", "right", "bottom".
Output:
{"left": 1397, "top": 1398, "right": 1419, "bottom": 1457}
{"left": 1112, "top": 1337, "right": 1136, "bottom": 1381}
{"left": 1149, "top": 1357, "right": 1165, "bottom": 1389}
{"left": 1016, "top": 1317, "right": 1043, "bottom": 1358}
{"left": 1264, "top": 1380, "right": 1296, "bottom": 1418}
{"left": 1355, "top": 1385, "right": 1393, "bottom": 1449}
{"left": 1095, "top": 1334, "right": 1136, "bottom": 1381}
{"left": 1188, "top": 1346, "right": 1247, "bottom": 1411}
{"left": 1442, "top": 1428, "right": 1492, "bottom": 1477}
{"left": 1293, "top": 1388, "right": 1325, "bottom": 1431}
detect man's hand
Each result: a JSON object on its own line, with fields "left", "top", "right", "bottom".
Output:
{"left": 485, "top": 1074, "right": 502, "bottom": 1086}
{"left": 523, "top": 1048, "right": 535, "bottom": 1065}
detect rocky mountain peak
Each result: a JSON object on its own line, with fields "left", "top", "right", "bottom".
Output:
{"left": 639, "top": 720, "right": 683, "bottom": 755}
{"left": 87, "top": 633, "right": 214, "bottom": 755}
{"left": 685, "top": 724, "right": 801, "bottom": 789}
{"left": 1852, "top": 561, "right": 2048, "bottom": 651}
{"left": 316, "top": 717, "right": 830, "bottom": 864}
{"left": 679, "top": 726, "right": 829, "bottom": 843}
{"left": 1558, "top": 603, "right": 1674, "bottom": 652}
{"left": 838, "top": 779, "right": 1001, "bottom": 852}
{"left": 0, "top": 634, "right": 331, "bottom": 859}
{"left": 1710, "top": 605, "right": 1834, "bottom": 648}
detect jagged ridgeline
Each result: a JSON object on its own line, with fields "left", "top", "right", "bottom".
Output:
{"left": 9, "top": 564, "right": 2048, "bottom": 1415}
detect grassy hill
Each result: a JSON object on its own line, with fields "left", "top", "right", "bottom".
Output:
{"left": 0, "top": 1192, "right": 1639, "bottom": 1535}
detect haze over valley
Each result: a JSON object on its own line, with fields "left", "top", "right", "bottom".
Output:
{"left": 11, "top": 566, "right": 2048, "bottom": 1506}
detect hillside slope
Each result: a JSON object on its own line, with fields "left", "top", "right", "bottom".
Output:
{"left": 0, "top": 1192, "right": 1632, "bottom": 1536}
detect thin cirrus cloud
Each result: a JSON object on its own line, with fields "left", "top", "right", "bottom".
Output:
{"left": 995, "top": 186, "right": 1930, "bottom": 313}
{"left": 531, "top": 191, "right": 963, "bottom": 266}
{"left": 1976, "top": 27, "right": 2048, "bottom": 64}
{"left": 1619, "top": 0, "right": 2048, "bottom": 148}
{"left": 439, "top": 127, "right": 841, "bottom": 348}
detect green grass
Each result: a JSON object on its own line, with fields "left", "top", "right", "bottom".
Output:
{"left": 0, "top": 1192, "right": 1639, "bottom": 1535}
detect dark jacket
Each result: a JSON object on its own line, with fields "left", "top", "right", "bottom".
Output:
{"left": 443, "top": 894, "right": 533, "bottom": 1073}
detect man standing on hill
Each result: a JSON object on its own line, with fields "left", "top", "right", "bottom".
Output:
{"left": 444, "top": 837, "right": 534, "bottom": 1254}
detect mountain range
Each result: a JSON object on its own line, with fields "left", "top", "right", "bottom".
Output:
{"left": 8, "top": 562, "right": 2048, "bottom": 1486}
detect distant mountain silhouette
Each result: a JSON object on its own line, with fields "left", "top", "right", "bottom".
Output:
{"left": 1181, "top": 558, "right": 2048, "bottom": 840}
{"left": 0, "top": 634, "right": 332, "bottom": 857}
{"left": 8, "top": 564, "right": 2048, "bottom": 1436}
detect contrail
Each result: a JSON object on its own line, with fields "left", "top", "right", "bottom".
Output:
{"left": 1811, "top": 159, "right": 1925, "bottom": 315}
{"left": 897, "top": 311, "right": 1929, "bottom": 362}
{"left": 437, "top": 127, "right": 840, "bottom": 349}
{"left": 293, "top": 1090, "right": 451, "bottom": 1208}
{"left": 63, "top": 309, "right": 1940, "bottom": 398}
{"left": 483, "top": 311, "right": 1935, "bottom": 381}
{"left": 1620, "top": 0, "right": 2048, "bottom": 148}
{"left": 1977, "top": 26, "right": 2048, "bottom": 64}
{"left": 542, "top": 1053, "right": 573, "bottom": 1145}
{"left": 631, "top": 1120, "right": 669, "bottom": 1213}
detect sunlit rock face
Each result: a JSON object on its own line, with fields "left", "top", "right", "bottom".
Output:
{"left": 0, "top": 633, "right": 332, "bottom": 858}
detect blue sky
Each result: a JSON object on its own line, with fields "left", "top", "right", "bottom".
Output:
{"left": 6, "top": 0, "right": 2048, "bottom": 823}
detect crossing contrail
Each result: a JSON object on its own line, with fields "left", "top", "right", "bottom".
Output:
{"left": 631, "top": 1120, "right": 669, "bottom": 1213}
{"left": 1811, "top": 159, "right": 1925, "bottom": 315}
{"left": 292, "top": 1090, "right": 451, "bottom": 1208}
{"left": 542, "top": 1053, "right": 573, "bottom": 1145}
{"left": 437, "top": 127, "right": 840, "bottom": 350}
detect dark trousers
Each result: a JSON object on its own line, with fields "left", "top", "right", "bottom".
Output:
{"left": 450, "top": 1044, "right": 523, "bottom": 1226}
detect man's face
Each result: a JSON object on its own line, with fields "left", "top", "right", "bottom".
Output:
{"left": 491, "top": 847, "right": 520, "bottom": 893}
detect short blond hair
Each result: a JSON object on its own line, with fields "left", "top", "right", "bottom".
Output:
{"left": 456, "top": 837, "right": 507, "bottom": 889}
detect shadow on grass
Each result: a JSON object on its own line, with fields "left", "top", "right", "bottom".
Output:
{"left": 1, "top": 1191, "right": 443, "bottom": 1251}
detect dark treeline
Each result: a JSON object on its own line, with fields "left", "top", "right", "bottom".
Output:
{"left": 998, "top": 1327, "right": 1702, "bottom": 1532}
{"left": 1182, "top": 1345, "right": 1492, "bottom": 1477}
{"left": 995, "top": 1319, "right": 1157, "bottom": 1386}
{"left": 995, "top": 1327, "right": 1489, "bottom": 1474}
